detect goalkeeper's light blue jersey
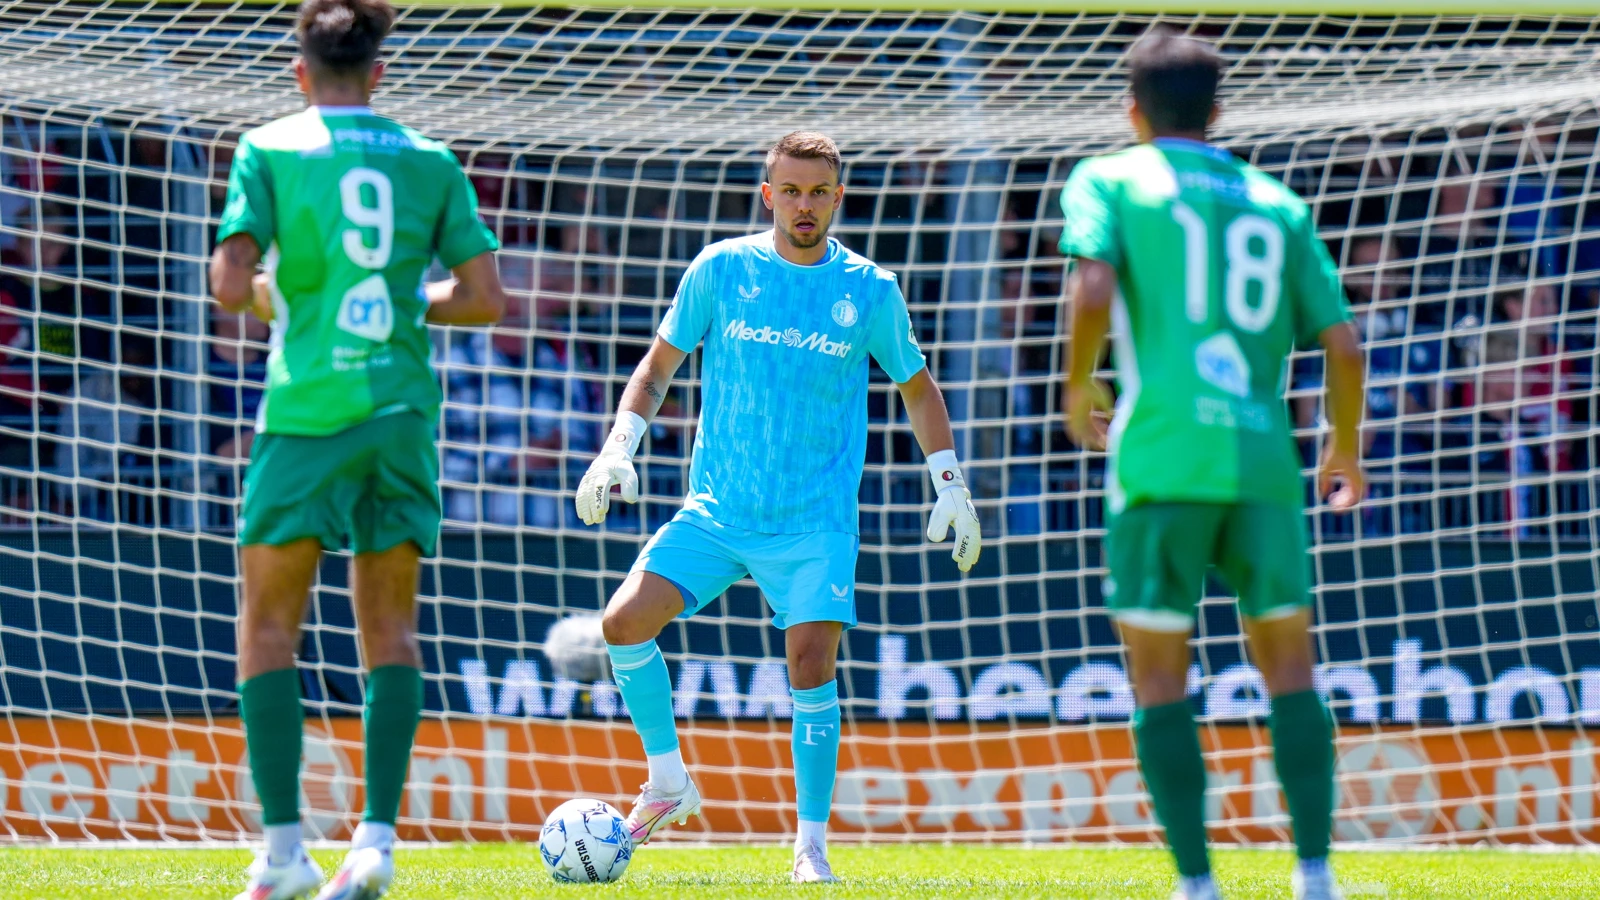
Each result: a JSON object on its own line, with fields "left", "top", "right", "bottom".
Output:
{"left": 659, "top": 232, "right": 927, "bottom": 535}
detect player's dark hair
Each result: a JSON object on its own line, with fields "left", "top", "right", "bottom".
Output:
{"left": 298, "top": 0, "right": 395, "bottom": 79}
{"left": 766, "top": 132, "right": 842, "bottom": 181}
{"left": 1127, "top": 28, "right": 1223, "bottom": 136}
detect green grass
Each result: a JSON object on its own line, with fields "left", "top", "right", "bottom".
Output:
{"left": 0, "top": 844, "right": 1596, "bottom": 899}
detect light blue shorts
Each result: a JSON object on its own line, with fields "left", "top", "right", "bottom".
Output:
{"left": 630, "top": 512, "right": 860, "bottom": 629}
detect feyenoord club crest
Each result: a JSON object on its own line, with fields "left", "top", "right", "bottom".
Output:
{"left": 832, "top": 297, "right": 858, "bottom": 327}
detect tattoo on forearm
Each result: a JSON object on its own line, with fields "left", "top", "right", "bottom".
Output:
{"left": 643, "top": 379, "right": 664, "bottom": 406}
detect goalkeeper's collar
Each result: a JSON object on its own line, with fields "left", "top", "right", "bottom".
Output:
{"left": 311, "top": 105, "right": 376, "bottom": 117}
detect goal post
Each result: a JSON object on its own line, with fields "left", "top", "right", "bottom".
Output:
{"left": 0, "top": 2, "right": 1597, "bottom": 847}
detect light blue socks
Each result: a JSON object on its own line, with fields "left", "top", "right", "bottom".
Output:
{"left": 791, "top": 680, "right": 841, "bottom": 826}
{"left": 606, "top": 639, "right": 681, "bottom": 757}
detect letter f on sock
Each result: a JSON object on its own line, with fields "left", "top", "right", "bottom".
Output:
{"left": 799, "top": 722, "right": 835, "bottom": 746}
{"left": 790, "top": 682, "right": 842, "bottom": 824}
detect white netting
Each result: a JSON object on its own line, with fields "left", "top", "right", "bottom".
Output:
{"left": 0, "top": 3, "right": 1598, "bottom": 846}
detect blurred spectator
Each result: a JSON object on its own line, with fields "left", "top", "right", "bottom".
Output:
{"left": 441, "top": 322, "right": 527, "bottom": 526}
{"left": 440, "top": 286, "right": 610, "bottom": 528}
{"left": 1501, "top": 119, "right": 1577, "bottom": 280}
{"left": 496, "top": 248, "right": 535, "bottom": 319}
{"left": 52, "top": 333, "right": 156, "bottom": 487}
{"left": 0, "top": 202, "right": 115, "bottom": 399}
{"left": 525, "top": 336, "right": 606, "bottom": 528}
{"left": 1437, "top": 283, "right": 1575, "bottom": 533}
{"left": 1464, "top": 284, "right": 1573, "bottom": 470}
{"left": 1575, "top": 200, "right": 1600, "bottom": 312}
{"left": 208, "top": 139, "right": 236, "bottom": 215}
{"left": 1418, "top": 156, "right": 1503, "bottom": 325}
{"left": 0, "top": 261, "right": 33, "bottom": 432}
{"left": 123, "top": 132, "right": 171, "bottom": 299}
{"left": 466, "top": 151, "right": 511, "bottom": 221}
{"left": 984, "top": 266, "right": 1048, "bottom": 441}
{"left": 1296, "top": 235, "right": 1444, "bottom": 464}
{"left": 207, "top": 306, "right": 268, "bottom": 459}
{"left": 533, "top": 238, "right": 579, "bottom": 334}
{"left": 0, "top": 121, "right": 64, "bottom": 255}
{"left": 534, "top": 220, "right": 614, "bottom": 332}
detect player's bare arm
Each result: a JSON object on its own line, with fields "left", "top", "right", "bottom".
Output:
{"left": 1317, "top": 320, "right": 1366, "bottom": 510}
{"left": 617, "top": 336, "right": 690, "bottom": 420}
{"left": 575, "top": 336, "right": 689, "bottom": 525}
{"left": 209, "top": 232, "right": 264, "bottom": 316}
{"left": 1064, "top": 256, "right": 1116, "bottom": 451}
{"left": 896, "top": 368, "right": 981, "bottom": 572}
{"left": 424, "top": 251, "right": 508, "bottom": 325}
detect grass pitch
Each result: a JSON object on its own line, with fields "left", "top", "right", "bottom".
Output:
{"left": 0, "top": 844, "right": 1595, "bottom": 899}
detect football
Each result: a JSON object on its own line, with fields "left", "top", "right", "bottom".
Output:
{"left": 539, "top": 798, "right": 634, "bottom": 884}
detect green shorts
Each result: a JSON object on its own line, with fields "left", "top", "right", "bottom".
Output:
{"left": 239, "top": 410, "right": 442, "bottom": 556}
{"left": 1105, "top": 501, "right": 1311, "bottom": 630}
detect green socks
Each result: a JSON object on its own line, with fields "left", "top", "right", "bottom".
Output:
{"left": 1133, "top": 700, "right": 1211, "bottom": 878}
{"left": 363, "top": 664, "right": 424, "bottom": 824}
{"left": 1133, "top": 691, "right": 1336, "bottom": 879}
{"left": 241, "top": 665, "right": 423, "bottom": 828}
{"left": 1269, "top": 690, "right": 1336, "bottom": 861}
{"left": 240, "top": 668, "right": 304, "bottom": 827}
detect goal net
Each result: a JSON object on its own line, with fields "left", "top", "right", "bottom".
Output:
{"left": 0, "top": 2, "right": 1598, "bottom": 847}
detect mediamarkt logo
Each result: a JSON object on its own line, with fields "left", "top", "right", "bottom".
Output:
{"left": 724, "top": 319, "right": 852, "bottom": 358}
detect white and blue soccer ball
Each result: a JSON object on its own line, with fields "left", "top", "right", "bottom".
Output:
{"left": 539, "top": 798, "right": 634, "bottom": 884}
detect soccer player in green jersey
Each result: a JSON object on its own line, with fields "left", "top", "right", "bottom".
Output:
{"left": 1060, "top": 30, "right": 1366, "bottom": 900}
{"left": 209, "top": 1, "right": 505, "bottom": 898}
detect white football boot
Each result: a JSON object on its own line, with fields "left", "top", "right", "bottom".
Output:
{"left": 234, "top": 847, "right": 324, "bottom": 900}
{"left": 622, "top": 778, "right": 702, "bottom": 844}
{"left": 791, "top": 840, "right": 839, "bottom": 884}
{"left": 313, "top": 846, "right": 394, "bottom": 900}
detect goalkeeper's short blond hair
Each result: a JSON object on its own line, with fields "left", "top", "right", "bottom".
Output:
{"left": 766, "top": 132, "right": 841, "bottom": 180}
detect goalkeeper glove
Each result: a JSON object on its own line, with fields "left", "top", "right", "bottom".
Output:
{"left": 575, "top": 411, "right": 645, "bottom": 526}
{"left": 925, "top": 449, "right": 981, "bottom": 573}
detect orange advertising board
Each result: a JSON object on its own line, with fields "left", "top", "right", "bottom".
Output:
{"left": 1, "top": 717, "right": 1595, "bottom": 844}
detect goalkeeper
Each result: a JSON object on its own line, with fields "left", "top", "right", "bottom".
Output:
{"left": 1060, "top": 30, "right": 1365, "bottom": 900}
{"left": 209, "top": 1, "right": 505, "bottom": 898}
{"left": 574, "top": 131, "right": 981, "bottom": 884}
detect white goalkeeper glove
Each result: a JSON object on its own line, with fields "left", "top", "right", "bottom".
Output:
{"left": 575, "top": 411, "right": 645, "bottom": 526}
{"left": 925, "top": 449, "right": 981, "bottom": 573}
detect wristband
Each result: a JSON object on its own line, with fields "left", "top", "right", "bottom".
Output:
{"left": 605, "top": 411, "right": 648, "bottom": 458}
{"left": 927, "top": 449, "right": 965, "bottom": 491}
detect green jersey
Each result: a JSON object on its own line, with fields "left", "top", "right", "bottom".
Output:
{"left": 218, "top": 106, "right": 498, "bottom": 436}
{"left": 1059, "top": 139, "right": 1350, "bottom": 512}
